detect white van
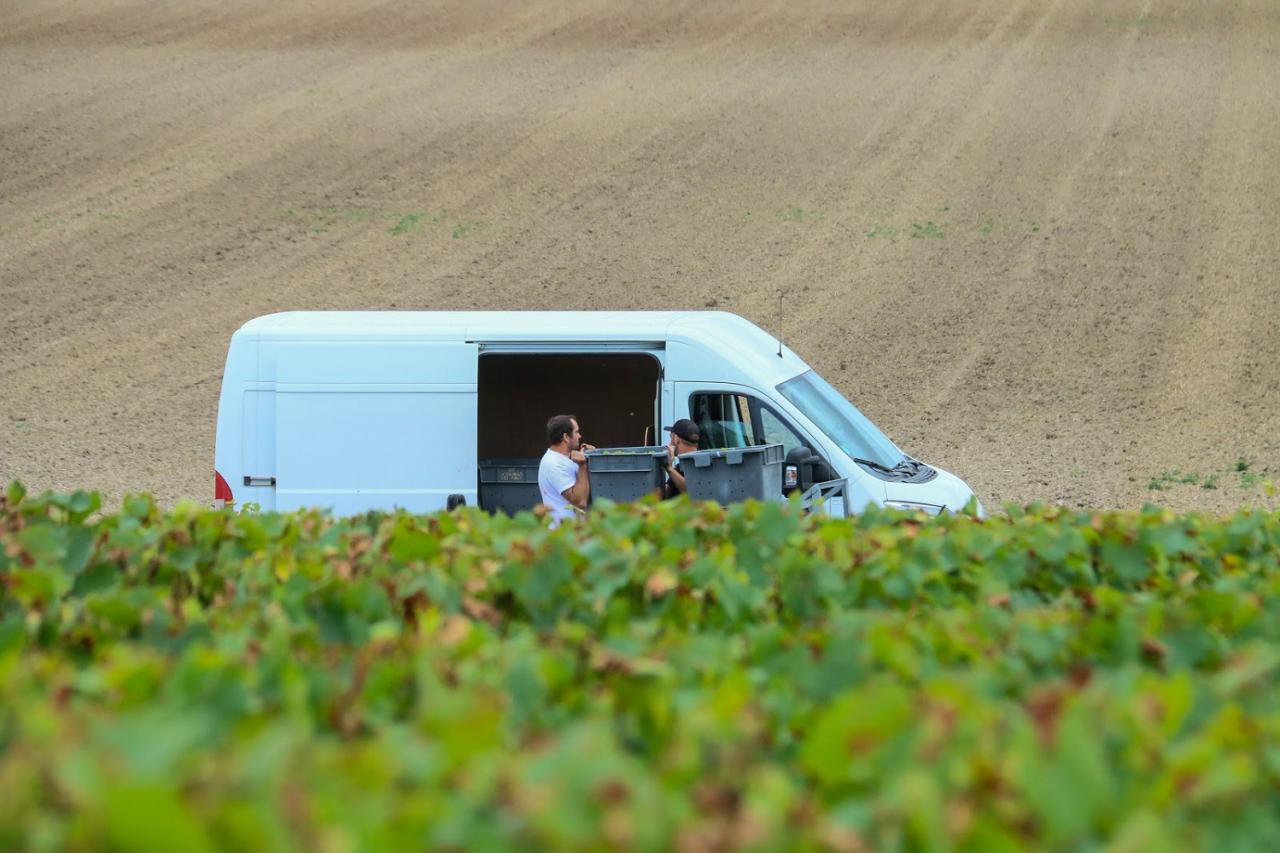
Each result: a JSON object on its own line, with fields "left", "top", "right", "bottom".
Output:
{"left": 213, "top": 311, "right": 980, "bottom": 516}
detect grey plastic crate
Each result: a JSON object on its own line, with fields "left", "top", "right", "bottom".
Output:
{"left": 478, "top": 458, "right": 542, "bottom": 515}
{"left": 679, "top": 443, "right": 786, "bottom": 505}
{"left": 585, "top": 446, "right": 670, "bottom": 503}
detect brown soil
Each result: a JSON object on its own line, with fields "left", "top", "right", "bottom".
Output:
{"left": 2, "top": 0, "right": 1278, "bottom": 513}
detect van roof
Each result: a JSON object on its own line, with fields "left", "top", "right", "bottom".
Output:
{"left": 240, "top": 310, "right": 755, "bottom": 341}
{"left": 237, "top": 310, "right": 811, "bottom": 384}
{"left": 239, "top": 310, "right": 686, "bottom": 339}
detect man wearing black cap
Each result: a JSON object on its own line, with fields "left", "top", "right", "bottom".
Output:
{"left": 659, "top": 418, "right": 702, "bottom": 498}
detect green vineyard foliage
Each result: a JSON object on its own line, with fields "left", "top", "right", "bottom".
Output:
{"left": 2, "top": 484, "right": 1279, "bottom": 850}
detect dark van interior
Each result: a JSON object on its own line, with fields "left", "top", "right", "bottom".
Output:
{"left": 476, "top": 353, "right": 662, "bottom": 513}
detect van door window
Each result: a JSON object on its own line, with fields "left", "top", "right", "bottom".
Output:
{"left": 756, "top": 405, "right": 805, "bottom": 458}
{"left": 689, "top": 392, "right": 753, "bottom": 448}
{"left": 689, "top": 392, "right": 808, "bottom": 456}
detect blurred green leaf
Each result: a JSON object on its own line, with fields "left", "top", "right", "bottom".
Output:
{"left": 100, "top": 784, "right": 215, "bottom": 853}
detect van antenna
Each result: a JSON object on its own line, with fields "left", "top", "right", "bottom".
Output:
{"left": 776, "top": 289, "right": 784, "bottom": 358}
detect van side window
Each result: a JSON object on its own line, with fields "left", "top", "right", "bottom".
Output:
{"left": 689, "top": 392, "right": 808, "bottom": 456}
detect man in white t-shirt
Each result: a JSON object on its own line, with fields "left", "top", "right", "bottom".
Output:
{"left": 538, "top": 414, "right": 595, "bottom": 527}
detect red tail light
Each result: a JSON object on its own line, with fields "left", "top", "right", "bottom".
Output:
{"left": 214, "top": 470, "right": 234, "bottom": 507}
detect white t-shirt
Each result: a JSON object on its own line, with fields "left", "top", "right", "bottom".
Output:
{"left": 538, "top": 448, "right": 581, "bottom": 526}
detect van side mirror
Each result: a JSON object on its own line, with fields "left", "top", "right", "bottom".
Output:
{"left": 784, "top": 447, "right": 817, "bottom": 495}
{"left": 784, "top": 447, "right": 836, "bottom": 495}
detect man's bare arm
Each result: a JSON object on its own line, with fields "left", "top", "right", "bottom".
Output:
{"left": 666, "top": 463, "right": 686, "bottom": 494}
{"left": 563, "top": 448, "right": 592, "bottom": 509}
{"left": 665, "top": 444, "right": 687, "bottom": 494}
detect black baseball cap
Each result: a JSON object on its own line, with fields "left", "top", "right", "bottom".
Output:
{"left": 663, "top": 419, "right": 701, "bottom": 444}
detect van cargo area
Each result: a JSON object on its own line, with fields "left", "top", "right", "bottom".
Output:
{"left": 477, "top": 352, "right": 661, "bottom": 513}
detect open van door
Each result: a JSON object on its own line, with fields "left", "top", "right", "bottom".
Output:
{"left": 675, "top": 382, "right": 816, "bottom": 457}
{"left": 674, "top": 380, "right": 845, "bottom": 509}
{"left": 273, "top": 341, "right": 478, "bottom": 514}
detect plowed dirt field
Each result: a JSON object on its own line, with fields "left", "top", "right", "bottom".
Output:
{"left": 2, "top": 0, "right": 1278, "bottom": 512}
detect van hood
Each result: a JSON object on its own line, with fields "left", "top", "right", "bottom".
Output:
{"left": 882, "top": 466, "right": 981, "bottom": 515}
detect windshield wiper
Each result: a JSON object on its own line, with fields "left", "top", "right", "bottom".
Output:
{"left": 852, "top": 457, "right": 898, "bottom": 474}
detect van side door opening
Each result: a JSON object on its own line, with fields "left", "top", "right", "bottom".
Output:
{"left": 477, "top": 351, "right": 663, "bottom": 513}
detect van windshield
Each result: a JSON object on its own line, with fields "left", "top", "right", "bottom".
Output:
{"left": 776, "top": 370, "right": 904, "bottom": 469}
